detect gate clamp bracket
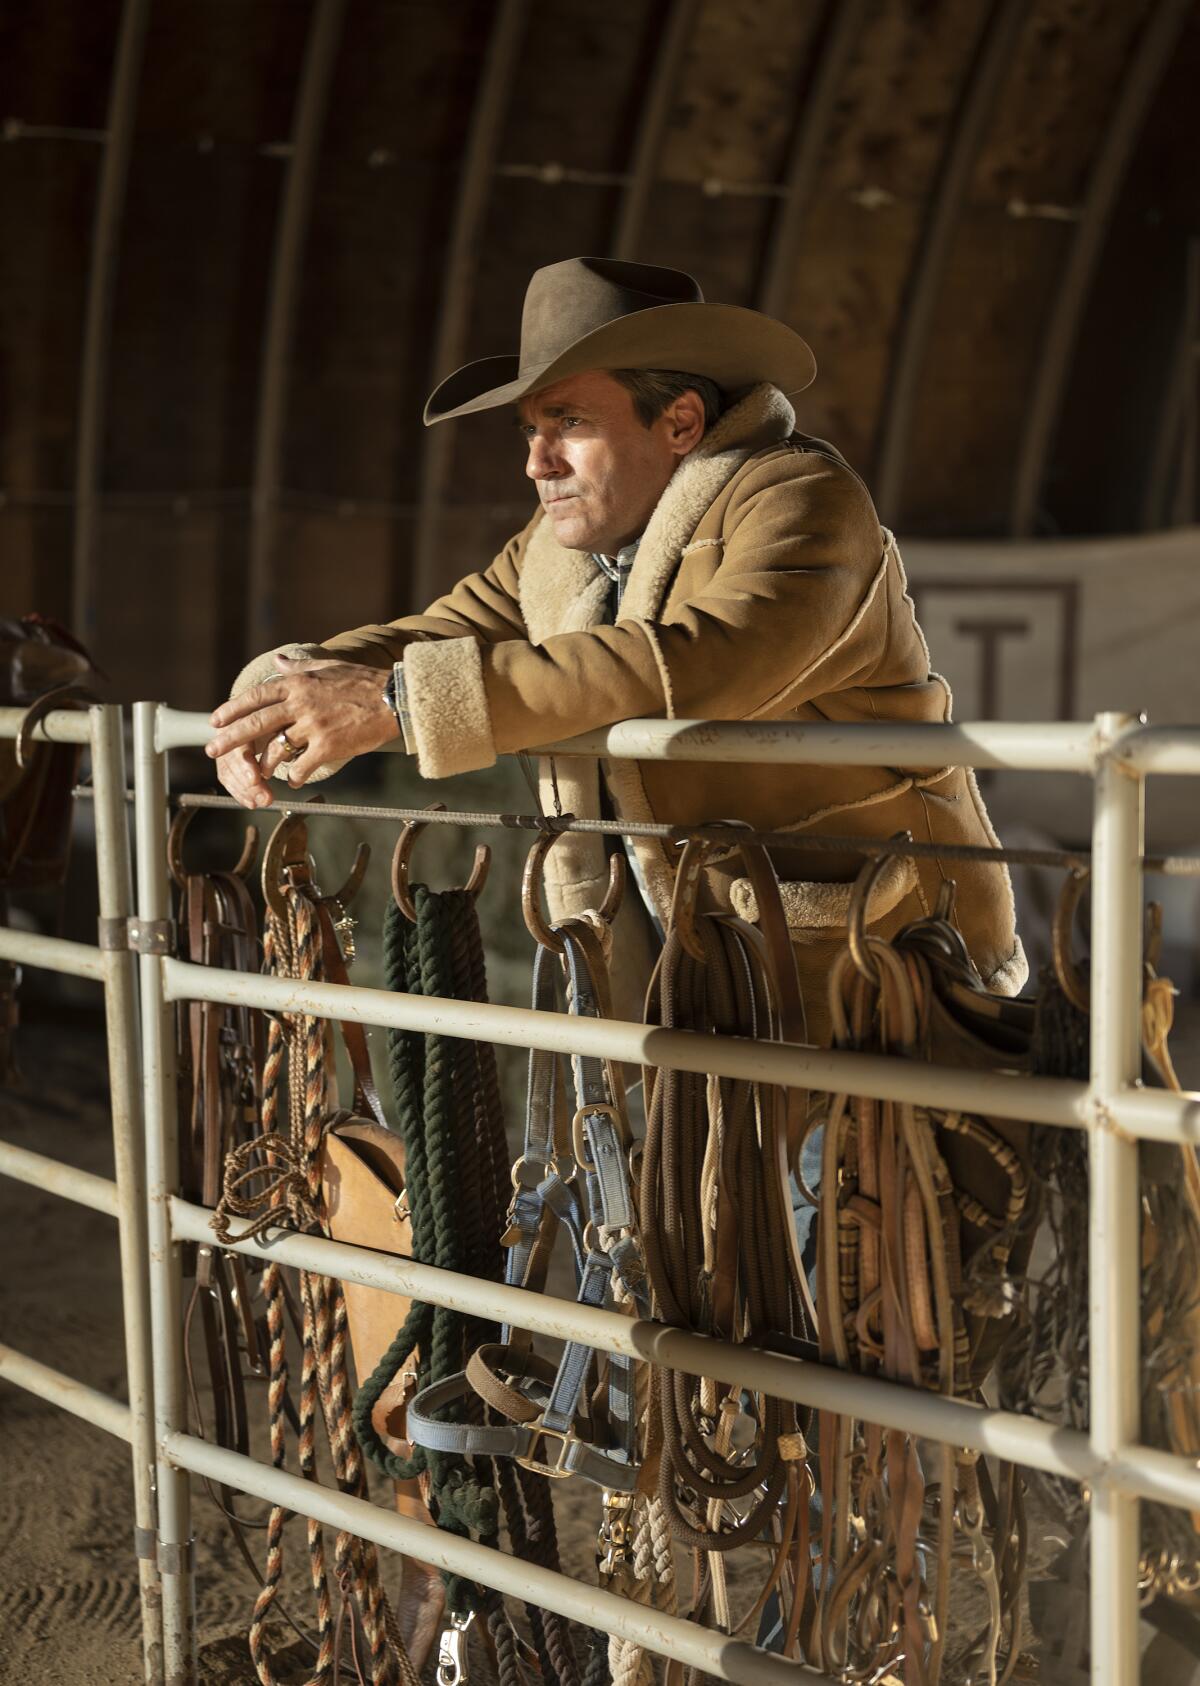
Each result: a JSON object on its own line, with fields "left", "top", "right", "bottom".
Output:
{"left": 98, "top": 917, "right": 174, "bottom": 954}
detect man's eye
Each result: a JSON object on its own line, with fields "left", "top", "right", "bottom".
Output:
{"left": 562, "top": 416, "right": 581, "bottom": 430}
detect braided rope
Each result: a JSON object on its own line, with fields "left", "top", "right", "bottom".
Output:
{"left": 225, "top": 893, "right": 413, "bottom": 1685}
{"left": 245, "top": 953, "right": 297, "bottom": 1685}
{"left": 608, "top": 1498, "right": 657, "bottom": 1686}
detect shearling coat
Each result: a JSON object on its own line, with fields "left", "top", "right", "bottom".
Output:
{"left": 248, "top": 383, "right": 1026, "bottom": 1042}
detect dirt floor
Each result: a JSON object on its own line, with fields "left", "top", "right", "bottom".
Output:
{"left": 4, "top": 1007, "right": 1200, "bottom": 1685}
{"left": 0, "top": 1015, "right": 619, "bottom": 1685}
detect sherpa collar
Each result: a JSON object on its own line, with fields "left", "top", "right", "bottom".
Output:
{"left": 518, "top": 382, "right": 795, "bottom": 644}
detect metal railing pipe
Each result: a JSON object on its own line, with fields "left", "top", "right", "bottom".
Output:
{"left": 91, "top": 702, "right": 163, "bottom": 1680}
{"left": 161, "top": 1430, "right": 822, "bottom": 1684}
{"left": 154, "top": 707, "right": 219, "bottom": 752}
{"left": 156, "top": 705, "right": 1200, "bottom": 777}
{"left": 0, "top": 706, "right": 95, "bottom": 746}
{"left": 542, "top": 717, "right": 1104, "bottom": 771}
{"left": 170, "top": 1198, "right": 1101, "bottom": 1487}
{"left": 1116, "top": 724, "right": 1200, "bottom": 776}
{"left": 132, "top": 701, "right": 196, "bottom": 1682}
{"left": 160, "top": 957, "right": 1086, "bottom": 1131}
{"left": 0, "top": 1138, "right": 119, "bottom": 1216}
{"left": 1087, "top": 713, "right": 1145, "bottom": 1685}
{"left": 0, "top": 1341, "right": 132, "bottom": 1443}
{"left": 1108, "top": 1443, "right": 1200, "bottom": 1515}
{"left": 163, "top": 705, "right": 1102, "bottom": 771}
{"left": 1107, "top": 1083, "right": 1200, "bottom": 1143}
{"left": 0, "top": 927, "right": 107, "bottom": 981}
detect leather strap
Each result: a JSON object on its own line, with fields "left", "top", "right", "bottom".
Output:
{"left": 409, "top": 914, "right": 645, "bottom": 1492}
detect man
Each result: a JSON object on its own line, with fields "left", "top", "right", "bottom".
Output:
{"left": 209, "top": 256, "right": 1026, "bottom": 1036}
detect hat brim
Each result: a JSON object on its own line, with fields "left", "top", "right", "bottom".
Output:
{"left": 423, "top": 302, "right": 817, "bottom": 424}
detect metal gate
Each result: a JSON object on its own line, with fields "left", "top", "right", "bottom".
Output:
{"left": 0, "top": 703, "right": 162, "bottom": 1679}
{"left": 2, "top": 698, "right": 1199, "bottom": 1685}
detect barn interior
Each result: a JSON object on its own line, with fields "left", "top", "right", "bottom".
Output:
{"left": 2, "top": 2, "right": 1199, "bottom": 1683}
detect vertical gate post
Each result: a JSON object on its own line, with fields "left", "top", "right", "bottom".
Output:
{"left": 91, "top": 703, "right": 164, "bottom": 1683}
{"left": 1088, "top": 711, "right": 1145, "bottom": 1684}
{"left": 132, "top": 701, "right": 197, "bottom": 1684}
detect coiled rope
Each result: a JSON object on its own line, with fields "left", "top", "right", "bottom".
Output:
{"left": 354, "top": 882, "right": 580, "bottom": 1684}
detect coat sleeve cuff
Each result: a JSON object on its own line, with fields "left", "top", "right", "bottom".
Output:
{"left": 402, "top": 637, "right": 497, "bottom": 779}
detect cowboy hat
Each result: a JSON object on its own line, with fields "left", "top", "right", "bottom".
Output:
{"left": 423, "top": 256, "right": 817, "bottom": 424}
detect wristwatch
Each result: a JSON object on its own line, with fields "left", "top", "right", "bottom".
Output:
{"left": 382, "top": 662, "right": 415, "bottom": 753}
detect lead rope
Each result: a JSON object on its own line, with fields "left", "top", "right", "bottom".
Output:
{"left": 355, "top": 883, "right": 575, "bottom": 1685}
{"left": 213, "top": 888, "right": 414, "bottom": 1686}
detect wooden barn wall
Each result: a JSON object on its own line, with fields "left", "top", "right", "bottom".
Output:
{"left": 1047, "top": 3, "right": 1200, "bottom": 535}
{"left": 0, "top": 1, "right": 122, "bottom": 629}
{"left": 901, "top": 0, "right": 1157, "bottom": 534}
{"left": 0, "top": 0, "right": 1195, "bottom": 712}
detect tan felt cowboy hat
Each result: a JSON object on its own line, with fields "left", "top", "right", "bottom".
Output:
{"left": 423, "top": 256, "right": 817, "bottom": 424}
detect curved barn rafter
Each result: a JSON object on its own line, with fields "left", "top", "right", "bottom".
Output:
{"left": 0, "top": 0, "right": 1195, "bottom": 705}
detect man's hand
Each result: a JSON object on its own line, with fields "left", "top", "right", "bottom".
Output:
{"left": 207, "top": 653, "right": 399, "bottom": 809}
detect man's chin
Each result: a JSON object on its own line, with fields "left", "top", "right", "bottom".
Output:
{"left": 545, "top": 503, "right": 598, "bottom": 549}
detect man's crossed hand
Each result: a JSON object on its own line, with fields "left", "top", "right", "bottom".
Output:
{"left": 207, "top": 653, "right": 400, "bottom": 809}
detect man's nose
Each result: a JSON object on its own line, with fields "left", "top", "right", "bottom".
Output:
{"left": 526, "top": 434, "right": 564, "bottom": 481}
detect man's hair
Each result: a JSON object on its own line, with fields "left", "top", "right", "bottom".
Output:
{"left": 610, "top": 368, "right": 723, "bottom": 431}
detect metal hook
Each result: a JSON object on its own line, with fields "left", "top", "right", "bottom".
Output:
{"left": 1052, "top": 866, "right": 1090, "bottom": 1013}
{"left": 667, "top": 838, "right": 712, "bottom": 961}
{"left": 521, "top": 826, "right": 624, "bottom": 954}
{"left": 261, "top": 811, "right": 313, "bottom": 922}
{"left": 436, "top": 1608, "right": 475, "bottom": 1685}
{"left": 846, "top": 834, "right": 912, "bottom": 985}
{"left": 167, "top": 804, "right": 259, "bottom": 890}
{"left": 391, "top": 802, "right": 490, "bottom": 922}
{"left": 14, "top": 683, "right": 100, "bottom": 769}
{"left": 261, "top": 803, "right": 370, "bottom": 925}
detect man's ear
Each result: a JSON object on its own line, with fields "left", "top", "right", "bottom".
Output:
{"left": 664, "top": 390, "right": 707, "bottom": 457}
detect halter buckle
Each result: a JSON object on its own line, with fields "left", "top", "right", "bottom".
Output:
{"left": 515, "top": 1420, "right": 574, "bottom": 1479}
{"left": 572, "top": 1102, "right": 621, "bottom": 1173}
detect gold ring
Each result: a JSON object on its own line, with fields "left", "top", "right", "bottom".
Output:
{"left": 275, "top": 730, "right": 304, "bottom": 762}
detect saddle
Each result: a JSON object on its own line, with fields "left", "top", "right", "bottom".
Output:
{"left": 0, "top": 614, "right": 101, "bottom": 1079}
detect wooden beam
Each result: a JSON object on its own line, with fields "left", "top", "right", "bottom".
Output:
{"left": 874, "top": 0, "right": 1030, "bottom": 524}
{"left": 611, "top": 0, "right": 699, "bottom": 261}
{"left": 756, "top": 0, "right": 867, "bottom": 323}
{"left": 1143, "top": 239, "right": 1199, "bottom": 529}
{"left": 1011, "top": 0, "right": 1192, "bottom": 537}
{"left": 70, "top": 0, "right": 151, "bottom": 648}
{"left": 410, "top": 0, "right": 529, "bottom": 612}
{"left": 246, "top": 0, "right": 347, "bottom": 657}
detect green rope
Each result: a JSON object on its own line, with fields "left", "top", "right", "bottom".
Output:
{"left": 352, "top": 887, "right": 499, "bottom": 1609}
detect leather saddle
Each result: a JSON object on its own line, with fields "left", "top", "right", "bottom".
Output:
{"left": 0, "top": 614, "right": 101, "bottom": 1080}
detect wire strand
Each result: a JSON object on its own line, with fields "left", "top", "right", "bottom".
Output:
{"left": 161, "top": 790, "right": 1199, "bottom": 876}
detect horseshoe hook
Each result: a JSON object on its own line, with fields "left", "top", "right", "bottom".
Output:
{"left": 261, "top": 799, "right": 370, "bottom": 924}
{"left": 167, "top": 804, "right": 259, "bottom": 890}
{"left": 521, "top": 825, "right": 623, "bottom": 954}
{"left": 391, "top": 803, "right": 490, "bottom": 923}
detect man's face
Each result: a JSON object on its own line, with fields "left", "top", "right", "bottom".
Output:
{"left": 516, "top": 370, "right": 702, "bottom": 553}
